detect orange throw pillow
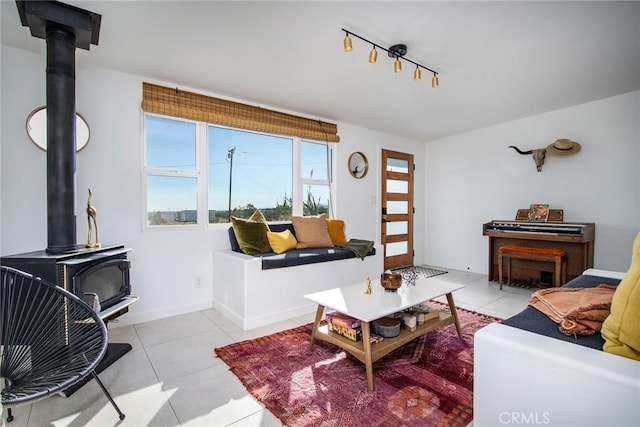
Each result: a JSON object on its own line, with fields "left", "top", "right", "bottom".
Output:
{"left": 326, "top": 219, "right": 347, "bottom": 245}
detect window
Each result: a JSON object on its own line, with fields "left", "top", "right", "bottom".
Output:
{"left": 144, "top": 116, "right": 198, "bottom": 226}
{"left": 144, "top": 114, "right": 332, "bottom": 228}
{"left": 301, "top": 141, "right": 331, "bottom": 216}
{"left": 208, "top": 126, "right": 293, "bottom": 222}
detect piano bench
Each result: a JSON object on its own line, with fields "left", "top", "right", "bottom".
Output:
{"left": 498, "top": 245, "right": 568, "bottom": 290}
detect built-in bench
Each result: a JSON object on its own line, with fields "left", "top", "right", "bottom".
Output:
{"left": 226, "top": 222, "right": 376, "bottom": 269}
{"left": 213, "top": 222, "right": 383, "bottom": 330}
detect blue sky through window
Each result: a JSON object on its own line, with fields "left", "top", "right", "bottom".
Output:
{"left": 208, "top": 126, "right": 293, "bottom": 211}
{"left": 146, "top": 116, "right": 196, "bottom": 170}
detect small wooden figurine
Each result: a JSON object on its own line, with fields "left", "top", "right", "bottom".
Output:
{"left": 365, "top": 276, "right": 372, "bottom": 294}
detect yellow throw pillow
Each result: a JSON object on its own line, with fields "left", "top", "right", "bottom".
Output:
{"left": 601, "top": 232, "right": 640, "bottom": 360}
{"left": 230, "top": 210, "right": 271, "bottom": 255}
{"left": 267, "top": 229, "right": 298, "bottom": 254}
{"left": 326, "top": 219, "right": 347, "bottom": 245}
{"left": 291, "top": 214, "right": 334, "bottom": 249}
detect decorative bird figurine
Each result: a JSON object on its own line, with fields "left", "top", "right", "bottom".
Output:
{"left": 86, "top": 188, "right": 100, "bottom": 248}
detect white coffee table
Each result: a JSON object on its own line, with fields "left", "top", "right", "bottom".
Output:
{"left": 304, "top": 276, "right": 465, "bottom": 391}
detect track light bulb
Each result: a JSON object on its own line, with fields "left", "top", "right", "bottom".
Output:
{"left": 368, "top": 46, "right": 377, "bottom": 63}
{"left": 343, "top": 34, "right": 353, "bottom": 52}
{"left": 394, "top": 58, "right": 401, "bottom": 73}
{"left": 432, "top": 74, "right": 439, "bottom": 88}
{"left": 414, "top": 67, "right": 421, "bottom": 81}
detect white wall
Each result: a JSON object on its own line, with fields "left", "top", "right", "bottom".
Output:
{"left": 424, "top": 91, "right": 640, "bottom": 273}
{"left": 1, "top": 46, "right": 424, "bottom": 326}
{"left": 4, "top": 45, "right": 637, "bottom": 326}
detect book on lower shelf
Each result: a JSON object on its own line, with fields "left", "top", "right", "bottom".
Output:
{"left": 327, "top": 322, "right": 383, "bottom": 344}
{"left": 411, "top": 303, "right": 441, "bottom": 322}
{"left": 325, "top": 311, "right": 361, "bottom": 329}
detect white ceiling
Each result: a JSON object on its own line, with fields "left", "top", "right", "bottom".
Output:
{"left": 2, "top": 1, "right": 639, "bottom": 142}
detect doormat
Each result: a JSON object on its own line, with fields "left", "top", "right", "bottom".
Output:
{"left": 214, "top": 302, "right": 501, "bottom": 427}
{"left": 503, "top": 279, "right": 554, "bottom": 289}
{"left": 394, "top": 265, "right": 448, "bottom": 279}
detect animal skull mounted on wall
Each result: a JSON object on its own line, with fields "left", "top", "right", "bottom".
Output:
{"left": 508, "top": 146, "right": 547, "bottom": 172}
{"left": 509, "top": 139, "right": 581, "bottom": 172}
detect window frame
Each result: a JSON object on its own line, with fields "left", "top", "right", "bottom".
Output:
{"left": 298, "top": 140, "right": 333, "bottom": 217}
{"left": 142, "top": 112, "right": 334, "bottom": 230}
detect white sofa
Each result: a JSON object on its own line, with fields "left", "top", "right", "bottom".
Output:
{"left": 212, "top": 244, "right": 383, "bottom": 330}
{"left": 474, "top": 269, "right": 640, "bottom": 427}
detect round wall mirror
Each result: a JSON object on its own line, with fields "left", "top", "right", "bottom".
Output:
{"left": 348, "top": 151, "right": 369, "bottom": 179}
{"left": 26, "top": 106, "right": 90, "bottom": 152}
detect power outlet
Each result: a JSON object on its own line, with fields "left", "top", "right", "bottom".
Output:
{"left": 195, "top": 276, "right": 203, "bottom": 288}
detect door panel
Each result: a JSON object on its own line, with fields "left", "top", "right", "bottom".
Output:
{"left": 381, "top": 149, "right": 414, "bottom": 270}
{"left": 386, "top": 221, "right": 408, "bottom": 235}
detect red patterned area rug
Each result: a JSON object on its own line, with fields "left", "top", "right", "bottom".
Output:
{"left": 214, "top": 303, "right": 501, "bottom": 427}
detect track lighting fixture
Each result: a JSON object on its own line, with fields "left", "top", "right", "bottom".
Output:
{"left": 343, "top": 32, "right": 353, "bottom": 52}
{"left": 341, "top": 28, "right": 439, "bottom": 87}
{"left": 368, "top": 46, "right": 377, "bottom": 63}
{"left": 432, "top": 73, "right": 439, "bottom": 88}
{"left": 394, "top": 57, "right": 402, "bottom": 73}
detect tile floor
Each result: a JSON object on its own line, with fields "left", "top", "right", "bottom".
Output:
{"left": 3, "top": 267, "right": 537, "bottom": 427}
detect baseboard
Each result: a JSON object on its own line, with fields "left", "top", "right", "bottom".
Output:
{"left": 243, "top": 303, "right": 316, "bottom": 330}
{"left": 211, "top": 299, "right": 244, "bottom": 329}
{"left": 108, "top": 299, "right": 213, "bottom": 328}
{"left": 212, "top": 298, "right": 316, "bottom": 330}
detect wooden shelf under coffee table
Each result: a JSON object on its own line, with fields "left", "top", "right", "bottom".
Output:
{"left": 304, "top": 277, "right": 465, "bottom": 391}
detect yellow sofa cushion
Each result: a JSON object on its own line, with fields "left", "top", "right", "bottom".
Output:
{"left": 601, "top": 233, "right": 640, "bottom": 360}
{"left": 267, "top": 229, "right": 298, "bottom": 254}
{"left": 326, "top": 219, "right": 347, "bottom": 246}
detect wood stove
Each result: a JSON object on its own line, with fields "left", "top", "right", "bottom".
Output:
{"left": 1, "top": 1, "right": 137, "bottom": 397}
{"left": 1, "top": 244, "right": 136, "bottom": 321}
{"left": 2, "top": 0, "right": 137, "bottom": 320}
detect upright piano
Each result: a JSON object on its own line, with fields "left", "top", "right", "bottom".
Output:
{"left": 483, "top": 212, "right": 595, "bottom": 283}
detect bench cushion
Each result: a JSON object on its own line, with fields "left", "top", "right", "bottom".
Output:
{"left": 227, "top": 222, "right": 376, "bottom": 269}
{"left": 499, "top": 245, "right": 567, "bottom": 257}
{"left": 261, "top": 247, "right": 375, "bottom": 270}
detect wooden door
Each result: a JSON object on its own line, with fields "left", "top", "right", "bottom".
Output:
{"left": 381, "top": 150, "right": 414, "bottom": 270}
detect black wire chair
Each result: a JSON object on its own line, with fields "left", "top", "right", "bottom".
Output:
{"left": 1, "top": 266, "right": 124, "bottom": 422}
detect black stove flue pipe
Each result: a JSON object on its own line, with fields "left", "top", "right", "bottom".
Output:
{"left": 46, "top": 26, "right": 77, "bottom": 253}
{"left": 17, "top": 1, "right": 101, "bottom": 254}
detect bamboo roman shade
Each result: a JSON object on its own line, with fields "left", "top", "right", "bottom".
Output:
{"left": 141, "top": 82, "right": 339, "bottom": 142}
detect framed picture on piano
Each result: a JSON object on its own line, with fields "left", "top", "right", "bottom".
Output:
{"left": 527, "top": 204, "right": 550, "bottom": 222}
